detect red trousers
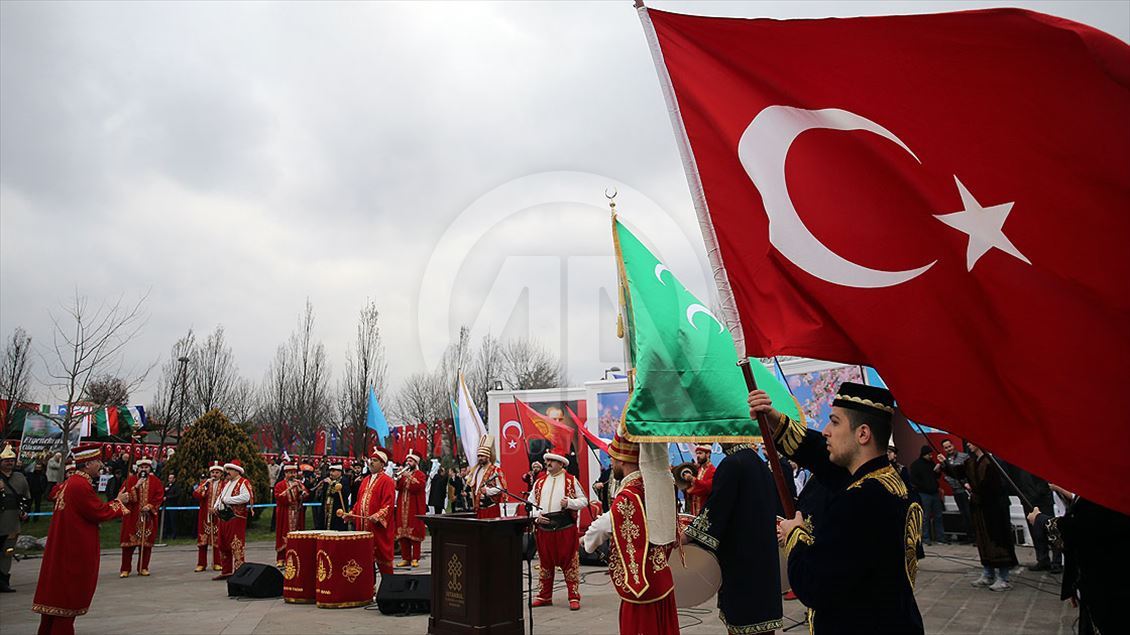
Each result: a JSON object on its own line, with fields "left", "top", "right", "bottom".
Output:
{"left": 619, "top": 592, "right": 679, "bottom": 635}
{"left": 217, "top": 516, "right": 247, "bottom": 576}
{"left": 535, "top": 526, "right": 580, "bottom": 603}
{"left": 197, "top": 545, "right": 220, "bottom": 568}
{"left": 120, "top": 546, "right": 153, "bottom": 573}
{"left": 37, "top": 615, "right": 75, "bottom": 635}
{"left": 397, "top": 538, "right": 421, "bottom": 562}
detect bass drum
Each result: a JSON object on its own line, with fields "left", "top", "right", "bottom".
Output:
{"left": 671, "top": 514, "right": 721, "bottom": 608}
{"left": 670, "top": 543, "right": 722, "bottom": 608}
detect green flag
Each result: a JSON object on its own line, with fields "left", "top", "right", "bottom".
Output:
{"left": 614, "top": 218, "right": 798, "bottom": 442}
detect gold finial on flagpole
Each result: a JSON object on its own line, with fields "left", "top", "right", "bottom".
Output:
{"left": 605, "top": 187, "right": 618, "bottom": 219}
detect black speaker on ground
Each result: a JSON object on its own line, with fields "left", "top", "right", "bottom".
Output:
{"left": 376, "top": 574, "right": 431, "bottom": 615}
{"left": 227, "top": 563, "right": 283, "bottom": 598}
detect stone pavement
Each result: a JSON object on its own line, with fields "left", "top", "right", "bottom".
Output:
{"left": 0, "top": 539, "right": 1074, "bottom": 634}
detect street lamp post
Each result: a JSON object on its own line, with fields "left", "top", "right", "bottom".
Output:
{"left": 174, "top": 356, "right": 190, "bottom": 448}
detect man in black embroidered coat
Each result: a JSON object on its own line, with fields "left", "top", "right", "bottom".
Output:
{"left": 684, "top": 443, "right": 783, "bottom": 634}
{"left": 752, "top": 382, "right": 924, "bottom": 635}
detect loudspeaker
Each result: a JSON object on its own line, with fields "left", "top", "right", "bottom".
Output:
{"left": 521, "top": 531, "right": 537, "bottom": 562}
{"left": 376, "top": 574, "right": 431, "bottom": 615}
{"left": 227, "top": 563, "right": 283, "bottom": 598}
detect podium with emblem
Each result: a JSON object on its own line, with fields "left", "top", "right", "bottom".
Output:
{"left": 421, "top": 514, "right": 533, "bottom": 635}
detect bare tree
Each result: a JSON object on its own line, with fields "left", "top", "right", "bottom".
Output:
{"left": 257, "top": 300, "right": 332, "bottom": 454}
{"left": 226, "top": 377, "right": 258, "bottom": 429}
{"left": 393, "top": 371, "right": 449, "bottom": 425}
{"left": 45, "top": 291, "right": 151, "bottom": 444}
{"left": 336, "top": 300, "right": 389, "bottom": 456}
{"left": 84, "top": 374, "right": 130, "bottom": 407}
{"left": 465, "top": 333, "right": 503, "bottom": 414}
{"left": 260, "top": 345, "right": 291, "bottom": 453}
{"left": 0, "top": 327, "right": 34, "bottom": 431}
{"left": 192, "top": 325, "right": 238, "bottom": 415}
{"left": 500, "top": 337, "right": 567, "bottom": 390}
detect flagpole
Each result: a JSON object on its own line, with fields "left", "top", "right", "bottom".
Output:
{"left": 738, "top": 359, "right": 796, "bottom": 518}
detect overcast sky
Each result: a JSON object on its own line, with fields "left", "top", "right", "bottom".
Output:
{"left": 2, "top": 1, "right": 1126, "bottom": 407}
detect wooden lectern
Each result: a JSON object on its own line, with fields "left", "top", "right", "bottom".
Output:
{"left": 422, "top": 514, "right": 533, "bottom": 635}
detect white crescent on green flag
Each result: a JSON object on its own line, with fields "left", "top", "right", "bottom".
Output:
{"left": 613, "top": 217, "right": 799, "bottom": 442}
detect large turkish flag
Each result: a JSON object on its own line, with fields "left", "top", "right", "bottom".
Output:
{"left": 641, "top": 7, "right": 1130, "bottom": 512}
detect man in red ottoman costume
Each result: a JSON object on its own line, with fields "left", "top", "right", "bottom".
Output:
{"left": 582, "top": 432, "right": 678, "bottom": 635}
{"left": 468, "top": 436, "right": 506, "bottom": 519}
{"left": 529, "top": 452, "right": 587, "bottom": 610}
{"left": 348, "top": 448, "right": 397, "bottom": 575}
{"left": 192, "top": 462, "right": 225, "bottom": 572}
{"left": 274, "top": 463, "right": 309, "bottom": 566}
{"left": 684, "top": 444, "right": 715, "bottom": 516}
{"left": 119, "top": 457, "right": 164, "bottom": 577}
{"left": 394, "top": 452, "right": 427, "bottom": 567}
{"left": 32, "top": 445, "right": 129, "bottom": 635}
{"left": 213, "top": 459, "right": 253, "bottom": 580}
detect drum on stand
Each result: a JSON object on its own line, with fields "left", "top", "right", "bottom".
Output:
{"left": 315, "top": 530, "right": 376, "bottom": 609}
{"left": 671, "top": 514, "right": 722, "bottom": 608}
{"left": 282, "top": 530, "right": 324, "bottom": 604}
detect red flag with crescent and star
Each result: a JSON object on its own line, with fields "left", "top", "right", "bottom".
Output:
{"left": 639, "top": 6, "right": 1130, "bottom": 513}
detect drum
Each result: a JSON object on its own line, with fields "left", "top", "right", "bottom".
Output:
{"left": 315, "top": 530, "right": 375, "bottom": 608}
{"left": 670, "top": 543, "right": 722, "bottom": 608}
{"left": 282, "top": 530, "right": 324, "bottom": 604}
{"left": 672, "top": 514, "right": 721, "bottom": 608}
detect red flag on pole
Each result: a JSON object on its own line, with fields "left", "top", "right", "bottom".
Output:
{"left": 566, "top": 405, "right": 609, "bottom": 454}
{"left": 313, "top": 429, "right": 327, "bottom": 456}
{"left": 639, "top": 6, "right": 1130, "bottom": 513}
{"left": 433, "top": 420, "right": 445, "bottom": 458}
{"left": 514, "top": 399, "right": 573, "bottom": 453}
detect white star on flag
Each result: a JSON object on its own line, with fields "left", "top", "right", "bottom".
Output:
{"left": 934, "top": 176, "right": 1031, "bottom": 271}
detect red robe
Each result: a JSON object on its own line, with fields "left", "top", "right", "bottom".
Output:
{"left": 351, "top": 472, "right": 396, "bottom": 572}
{"left": 119, "top": 474, "right": 164, "bottom": 547}
{"left": 47, "top": 482, "right": 64, "bottom": 503}
{"left": 394, "top": 469, "right": 427, "bottom": 541}
{"left": 274, "top": 479, "right": 309, "bottom": 559}
{"left": 610, "top": 473, "right": 678, "bottom": 635}
{"left": 469, "top": 463, "right": 506, "bottom": 519}
{"left": 192, "top": 478, "right": 222, "bottom": 547}
{"left": 685, "top": 461, "right": 715, "bottom": 517}
{"left": 33, "top": 472, "right": 127, "bottom": 617}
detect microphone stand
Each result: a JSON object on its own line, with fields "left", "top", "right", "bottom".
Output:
{"left": 488, "top": 484, "right": 542, "bottom": 635}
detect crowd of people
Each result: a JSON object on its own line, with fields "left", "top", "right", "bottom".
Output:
{"left": 4, "top": 378, "right": 1127, "bottom": 635}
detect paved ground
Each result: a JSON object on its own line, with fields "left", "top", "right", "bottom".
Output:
{"left": 1, "top": 539, "right": 1074, "bottom": 634}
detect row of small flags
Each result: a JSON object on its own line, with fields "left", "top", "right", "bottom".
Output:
{"left": 0, "top": 400, "right": 147, "bottom": 437}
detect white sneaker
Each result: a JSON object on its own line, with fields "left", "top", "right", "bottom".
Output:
{"left": 971, "top": 575, "right": 995, "bottom": 587}
{"left": 989, "top": 580, "right": 1012, "bottom": 592}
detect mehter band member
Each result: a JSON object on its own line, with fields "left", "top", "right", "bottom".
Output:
{"left": 395, "top": 452, "right": 427, "bottom": 567}
{"left": 349, "top": 448, "right": 396, "bottom": 574}
{"left": 119, "top": 457, "right": 164, "bottom": 577}
{"left": 192, "top": 462, "right": 225, "bottom": 572}
{"left": 684, "top": 444, "right": 715, "bottom": 516}
{"left": 529, "top": 452, "right": 587, "bottom": 610}
{"left": 274, "top": 463, "right": 309, "bottom": 566}
{"left": 212, "top": 460, "right": 253, "bottom": 580}
{"left": 33, "top": 445, "right": 129, "bottom": 635}
{"left": 583, "top": 432, "right": 678, "bottom": 635}
{"left": 685, "top": 440, "right": 783, "bottom": 634}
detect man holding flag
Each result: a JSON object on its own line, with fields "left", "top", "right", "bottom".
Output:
{"left": 755, "top": 384, "right": 924, "bottom": 634}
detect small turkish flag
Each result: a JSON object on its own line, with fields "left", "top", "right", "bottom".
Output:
{"left": 640, "top": 7, "right": 1130, "bottom": 512}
